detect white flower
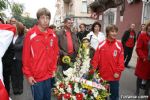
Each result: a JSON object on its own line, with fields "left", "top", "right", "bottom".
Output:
{"left": 66, "top": 86, "right": 72, "bottom": 93}
{"left": 74, "top": 83, "right": 80, "bottom": 93}
{"left": 59, "top": 88, "right": 65, "bottom": 94}
{"left": 63, "top": 68, "right": 75, "bottom": 78}
{"left": 92, "top": 88, "right": 99, "bottom": 97}
{"left": 72, "top": 96, "right": 76, "bottom": 100}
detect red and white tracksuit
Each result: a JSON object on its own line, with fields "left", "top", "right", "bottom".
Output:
{"left": 22, "top": 25, "right": 59, "bottom": 82}
{"left": 91, "top": 39, "right": 125, "bottom": 81}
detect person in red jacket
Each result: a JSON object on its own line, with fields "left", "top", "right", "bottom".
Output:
{"left": 135, "top": 22, "right": 150, "bottom": 96}
{"left": 91, "top": 24, "right": 124, "bottom": 100}
{"left": 22, "top": 8, "right": 59, "bottom": 100}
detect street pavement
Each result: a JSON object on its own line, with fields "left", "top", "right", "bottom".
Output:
{"left": 10, "top": 47, "right": 149, "bottom": 100}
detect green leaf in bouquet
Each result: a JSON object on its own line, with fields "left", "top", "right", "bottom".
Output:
{"left": 55, "top": 71, "right": 64, "bottom": 82}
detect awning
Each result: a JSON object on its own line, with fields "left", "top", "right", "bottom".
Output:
{"left": 89, "top": 0, "right": 124, "bottom": 13}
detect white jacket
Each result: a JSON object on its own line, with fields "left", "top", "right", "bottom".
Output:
{"left": 87, "top": 31, "right": 106, "bottom": 50}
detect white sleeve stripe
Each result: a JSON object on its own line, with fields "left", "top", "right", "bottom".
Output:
{"left": 31, "top": 46, "right": 34, "bottom": 58}
{"left": 98, "top": 41, "right": 106, "bottom": 49}
{"left": 53, "top": 33, "right": 56, "bottom": 37}
{"left": 30, "top": 32, "right": 37, "bottom": 40}
{"left": 115, "top": 42, "right": 121, "bottom": 50}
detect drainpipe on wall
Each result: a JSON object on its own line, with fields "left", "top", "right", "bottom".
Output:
{"left": 141, "top": 0, "right": 146, "bottom": 24}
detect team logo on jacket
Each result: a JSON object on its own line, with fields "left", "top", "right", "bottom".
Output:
{"left": 50, "top": 39, "right": 53, "bottom": 47}
{"left": 113, "top": 50, "right": 117, "bottom": 57}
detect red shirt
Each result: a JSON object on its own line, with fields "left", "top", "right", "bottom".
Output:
{"left": 125, "top": 31, "right": 135, "bottom": 47}
{"left": 22, "top": 26, "right": 59, "bottom": 82}
{"left": 91, "top": 39, "right": 125, "bottom": 81}
{"left": 66, "top": 31, "right": 73, "bottom": 54}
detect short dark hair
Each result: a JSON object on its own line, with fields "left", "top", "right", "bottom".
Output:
{"left": 63, "top": 18, "right": 71, "bottom": 23}
{"left": 81, "top": 37, "right": 90, "bottom": 43}
{"left": 106, "top": 24, "right": 118, "bottom": 34}
{"left": 91, "top": 21, "right": 101, "bottom": 32}
{"left": 0, "top": 18, "right": 4, "bottom": 24}
{"left": 79, "top": 23, "right": 86, "bottom": 28}
{"left": 36, "top": 8, "right": 51, "bottom": 19}
{"left": 49, "top": 24, "right": 56, "bottom": 29}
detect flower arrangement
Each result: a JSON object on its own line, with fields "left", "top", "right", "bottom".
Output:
{"left": 54, "top": 42, "right": 110, "bottom": 100}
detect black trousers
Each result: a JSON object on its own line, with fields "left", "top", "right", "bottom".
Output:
{"left": 11, "top": 59, "right": 23, "bottom": 93}
{"left": 2, "top": 60, "right": 12, "bottom": 95}
{"left": 136, "top": 78, "right": 150, "bottom": 96}
{"left": 124, "top": 46, "right": 134, "bottom": 67}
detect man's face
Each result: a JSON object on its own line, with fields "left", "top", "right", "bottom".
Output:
{"left": 130, "top": 24, "right": 135, "bottom": 31}
{"left": 141, "top": 24, "right": 145, "bottom": 30}
{"left": 108, "top": 30, "right": 118, "bottom": 40}
{"left": 64, "top": 20, "right": 72, "bottom": 29}
{"left": 80, "top": 25, "right": 85, "bottom": 32}
{"left": 38, "top": 15, "right": 50, "bottom": 29}
{"left": 10, "top": 18, "right": 16, "bottom": 26}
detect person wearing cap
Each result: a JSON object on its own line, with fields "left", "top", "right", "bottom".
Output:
{"left": 57, "top": 18, "right": 79, "bottom": 74}
{"left": 91, "top": 24, "right": 124, "bottom": 100}
{"left": 81, "top": 37, "right": 95, "bottom": 59}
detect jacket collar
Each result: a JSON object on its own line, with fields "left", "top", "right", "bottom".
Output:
{"left": 34, "top": 25, "right": 52, "bottom": 35}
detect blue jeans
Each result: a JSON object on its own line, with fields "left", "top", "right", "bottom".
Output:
{"left": 31, "top": 78, "right": 51, "bottom": 100}
{"left": 109, "top": 81, "right": 119, "bottom": 100}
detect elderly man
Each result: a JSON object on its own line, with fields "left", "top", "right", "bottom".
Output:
{"left": 121, "top": 24, "right": 136, "bottom": 68}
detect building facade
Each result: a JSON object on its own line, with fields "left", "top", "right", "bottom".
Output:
{"left": 89, "top": 0, "right": 150, "bottom": 39}
{"left": 54, "top": 0, "right": 97, "bottom": 31}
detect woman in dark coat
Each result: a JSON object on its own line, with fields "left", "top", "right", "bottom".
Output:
{"left": 12, "top": 22, "right": 25, "bottom": 95}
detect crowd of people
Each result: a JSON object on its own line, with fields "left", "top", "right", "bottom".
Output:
{"left": 0, "top": 7, "right": 150, "bottom": 100}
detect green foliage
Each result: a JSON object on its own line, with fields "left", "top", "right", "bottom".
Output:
{"left": 21, "top": 16, "right": 37, "bottom": 28}
{"left": 0, "top": 0, "right": 8, "bottom": 10}
{"left": 13, "top": 15, "right": 37, "bottom": 28}
{"left": 0, "top": 0, "right": 10, "bottom": 18}
{"left": 11, "top": 2, "right": 24, "bottom": 16}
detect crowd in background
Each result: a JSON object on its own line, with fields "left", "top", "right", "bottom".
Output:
{"left": 0, "top": 7, "right": 150, "bottom": 100}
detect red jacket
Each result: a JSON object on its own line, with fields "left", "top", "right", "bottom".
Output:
{"left": 91, "top": 39, "right": 125, "bottom": 81}
{"left": 135, "top": 32, "right": 150, "bottom": 80}
{"left": 22, "top": 26, "right": 59, "bottom": 82}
